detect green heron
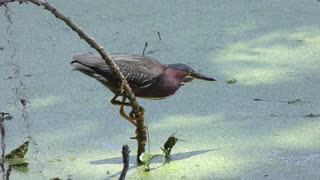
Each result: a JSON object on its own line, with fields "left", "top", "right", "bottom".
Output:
{"left": 71, "top": 53, "right": 215, "bottom": 125}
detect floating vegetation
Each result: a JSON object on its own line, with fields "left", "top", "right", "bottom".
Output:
{"left": 51, "top": 176, "right": 72, "bottom": 180}
{"left": 1, "top": 112, "right": 12, "bottom": 120}
{"left": 304, "top": 113, "right": 320, "bottom": 118}
{"left": 253, "top": 98, "right": 266, "bottom": 102}
{"left": 50, "top": 178, "right": 62, "bottom": 180}
{"left": 23, "top": 74, "right": 33, "bottom": 77}
{"left": 226, "top": 79, "right": 237, "bottom": 84}
{"left": 5, "top": 141, "right": 29, "bottom": 160}
{"left": 253, "top": 98, "right": 308, "bottom": 104}
{"left": 139, "top": 132, "right": 184, "bottom": 171}
{"left": 19, "top": 98, "right": 28, "bottom": 107}
{"left": 0, "top": 114, "right": 30, "bottom": 175}
{"left": 3, "top": 115, "right": 13, "bottom": 120}
{"left": 9, "top": 162, "right": 28, "bottom": 172}
{"left": 161, "top": 133, "right": 179, "bottom": 157}
{"left": 287, "top": 99, "right": 302, "bottom": 104}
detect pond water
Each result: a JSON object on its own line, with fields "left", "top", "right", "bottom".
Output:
{"left": 1, "top": 0, "right": 320, "bottom": 179}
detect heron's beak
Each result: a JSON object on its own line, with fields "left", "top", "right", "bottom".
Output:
{"left": 190, "top": 71, "right": 216, "bottom": 81}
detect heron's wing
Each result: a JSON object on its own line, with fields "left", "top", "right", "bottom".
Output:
{"left": 71, "top": 53, "right": 164, "bottom": 88}
{"left": 110, "top": 54, "right": 163, "bottom": 88}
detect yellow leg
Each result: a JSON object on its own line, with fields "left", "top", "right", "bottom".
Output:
{"left": 119, "top": 97, "right": 137, "bottom": 127}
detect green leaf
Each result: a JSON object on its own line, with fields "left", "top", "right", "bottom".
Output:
{"left": 226, "top": 79, "right": 237, "bottom": 84}
{"left": 0, "top": 112, "right": 13, "bottom": 120}
{"left": 10, "top": 162, "right": 28, "bottom": 172}
{"left": 287, "top": 99, "right": 302, "bottom": 104}
{"left": 5, "top": 141, "right": 29, "bottom": 160}
{"left": 3, "top": 114, "right": 13, "bottom": 120}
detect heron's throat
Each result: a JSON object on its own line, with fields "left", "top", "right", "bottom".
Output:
{"left": 163, "top": 68, "right": 190, "bottom": 87}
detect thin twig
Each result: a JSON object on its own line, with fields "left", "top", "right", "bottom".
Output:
{"left": 119, "top": 145, "right": 130, "bottom": 180}
{"left": 28, "top": 0, "right": 142, "bottom": 111}
{"left": 157, "top": 32, "right": 161, "bottom": 41}
{"left": 142, "top": 42, "right": 148, "bottom": 55}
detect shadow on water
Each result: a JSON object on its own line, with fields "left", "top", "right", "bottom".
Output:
{"left": 90, "top": 149, "right": 216, "bottom": 165}
{"left": 91, "top": 149, "right": 217, "bottom": 178}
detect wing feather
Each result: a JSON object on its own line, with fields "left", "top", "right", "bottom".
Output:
{"left": 72, "top": 53, "right": 163, "bottom": 88}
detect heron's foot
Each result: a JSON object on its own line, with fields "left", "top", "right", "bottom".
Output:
{"left": 110, "top": 95, "right": 131, "bottom": 106}
{"left": 130, "top": 126, "right": 147, "bottom": 144}
{"left": 117, "top": 96, "right": 146, "bottom": 142}
{"left": 119, "top": 104, "right": 137, "bottom": 126}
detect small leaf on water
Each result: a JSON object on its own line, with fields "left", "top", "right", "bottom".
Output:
{"left": 3, "top": 114, "right": 13, "bottom": 120}
{"left": 226, "top": 79, "right": 237, "bottom": 84}
{"left": 287, "top": 99, "right": 302, "bottom": 104}
{"left": 1, "top": 112, "right": 12, "bottom": 120}
{"left": 50, "top": 178, "right": 62, "bottom": 180}
{"left": 163, "top": 135, "right": 178, "bottom": 156}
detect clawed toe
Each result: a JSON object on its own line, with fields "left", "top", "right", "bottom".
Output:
{"left": 130, "top": 126, "right": 147, "bottom": 143}
{"left": 119, "top": 104, "right": 137, "bottom": 126}
{"left": 111, "top": 95, "right": 146, "bottom": 142}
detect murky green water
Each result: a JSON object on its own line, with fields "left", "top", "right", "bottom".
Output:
{"left": 1, "top": 0, "right": 320, "bottom": 179}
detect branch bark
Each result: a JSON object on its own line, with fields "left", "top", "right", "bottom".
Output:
{"left": 119, "top": 145, "right": 130, "bottom": 180}
{"left": 0, "top": 0, "right": 146, "bottom": 162}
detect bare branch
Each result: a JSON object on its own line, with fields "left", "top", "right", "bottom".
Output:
{"left": 32, "top": 0, "right": 142, "bottom": 111}
{"left": 119, "top": 145, "right": 130, "bottom": 180}
{"left": 1, "top": 0, "right": 146, "bottom": 161}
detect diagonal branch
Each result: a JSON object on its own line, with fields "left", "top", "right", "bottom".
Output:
{"left": 0, "top": 0, "right": 146, "bottom": 162}
{"left": 32, "top": 0, "right": 142, "bottom": 112}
